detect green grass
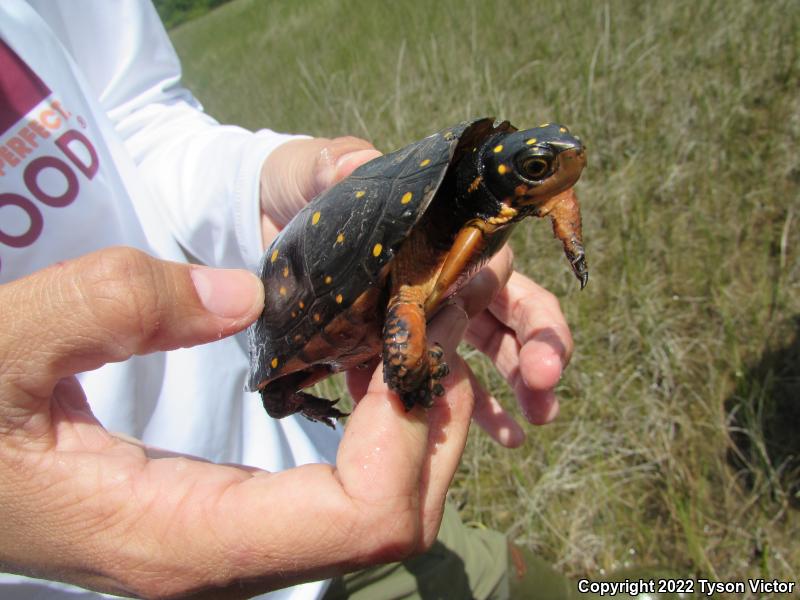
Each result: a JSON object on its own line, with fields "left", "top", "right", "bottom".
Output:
{"left": 170, "top": 0, "right": 799, "bottom": 591}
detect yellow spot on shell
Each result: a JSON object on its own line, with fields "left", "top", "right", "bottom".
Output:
{"left": 291, "top": 311, "right": 297, "bottom": 318}
{"left": 324, "top": 275, "right": 333, "bottom": 284}
{"left": 493, "top": 144, "right": 503, "bottom": 153}
{"left": 336, "top": 294, "right": 343, "bottom": 304}
{"left": 271, "top": 357, "right": 279, "bottom": 368}
{"left": 539, "top": 122, "right": 550, "bottom": 127}
{"left": 312, "top": 211, "right": 321, "bottom": 225}
{"left": 420, "top": 158, "right": 431, "bottom": 167}
{"left": 401, "top": 191, "right": 413, "bottom": 204}
{"left": 559, "top": 127, "right": 567, "bottom": 133}
{"left": 299, "top": 300, "right": 305, "bottom": 309}
{"left": 270, "top": 249, "right": 279, "bottom": 263}
{"left": 372, "top": 243, "right": 383, "bottom": 257}
{"left": 336, "top": 233, "right": 345, "bottom": 244}
{"left": 279, "top": 286, "right": 287, "bottom": 296}
{"left": 313, "top": 313, "right": 321, "bottom": 322}
{"left": 355, "top": 190, "right": 366, "bottom": 198}
{"left": 497, "top": 164, "right": 508, "bottom": 175}
{"left": 526, "top": 138, "right": 537, "bottom": 145}
{"left": 282, "top": 266, "right": 289, "bottom": 278}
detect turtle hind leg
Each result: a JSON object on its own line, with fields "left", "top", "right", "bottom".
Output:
{"left": 382, "top": 299, "right": 450, "bottom": 411}
{"left": 259, "top": 369, "right": 347, "bottom": 429}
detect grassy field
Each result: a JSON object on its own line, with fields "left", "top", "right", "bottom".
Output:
{"left": 170, "top": 0, "right": 799, "bottom": 593}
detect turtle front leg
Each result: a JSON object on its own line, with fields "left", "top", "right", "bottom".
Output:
{"left": 383, "top": 290, "right": 450, "bottom": 410}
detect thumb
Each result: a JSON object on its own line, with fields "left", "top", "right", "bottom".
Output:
{"left": 0, "top": 246, "right": 263, "bottom": 406}
{"left": 260, "top": 136, "right": 382, "bottom": 231}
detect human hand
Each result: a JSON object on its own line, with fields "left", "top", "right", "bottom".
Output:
{"left": 0, "top": 247, "right": 475, "bottom": 598}
{"left": 259, "top": 136, "right": 381, "bottom": 246}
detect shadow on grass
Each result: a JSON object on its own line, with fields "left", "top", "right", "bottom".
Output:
{"left": 726, "top": 315, "right": 800, "bottom": 509}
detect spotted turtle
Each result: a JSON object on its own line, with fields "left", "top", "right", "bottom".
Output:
{"left": 246, "top": 118, "right": 587, "bottom": 427}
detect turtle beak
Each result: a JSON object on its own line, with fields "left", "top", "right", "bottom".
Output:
{"left": 553, "top": 146, "right": 586, "bottom": 187}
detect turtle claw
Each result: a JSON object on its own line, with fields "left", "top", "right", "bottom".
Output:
{"left": 400, "top": 387, "right": 433, "bottom": 411}
{"left": 432, "top": 364, "right": 450, "bottom": 379}
{"left": 570, "top": 251, "right": 589, "bottom": 289}
{"left": 429, "top": 344, "right": 449, "bottom": 379}
{"left": 393, "top": 344, "right": 450, "bottom": 411}
{"left": 260, "top": 380, "right": 347, "bottom": 429}
{"left": 297, "top": 395, "right": 347, "bottom": 428}
{"left": 429, "top": 344, "right": 444, "bottom": 362}
{"left": 561, "top": 236, "right": 588, "bottom": 289}
{"left": 428, "top": 343, "right": 449, "bottom": 397}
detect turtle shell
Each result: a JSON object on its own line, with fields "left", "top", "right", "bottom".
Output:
{"left": 246, "top": 117, "right": 513, "bottom": 392}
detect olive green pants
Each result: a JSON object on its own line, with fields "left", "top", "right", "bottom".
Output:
{"left": 324, "top": 504, "right": 588, "bottom": 600}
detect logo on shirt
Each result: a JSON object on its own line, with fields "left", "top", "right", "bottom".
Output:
{"left": 0, "top": 39, "right": 99, "bottom": 272}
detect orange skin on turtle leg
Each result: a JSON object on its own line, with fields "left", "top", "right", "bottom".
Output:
{"left": 383, "top": 224, "right": 451, "bottom": 408}
{"left": 423, "top": 225, "right": 485, "bottom": 315}
{"left": 539, "top": 190, "right": 583, "bottom": 251}
{"left": 382, "top": 214, "right": 502, "bottom": 409}
{"left": 533, "top": 188, "right": 588, "bottom": 287}
{"left": 383, "top": 290, "right": 449, "bottom": 409}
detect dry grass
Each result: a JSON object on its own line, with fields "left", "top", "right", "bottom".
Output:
{"left": 171, "top": 0, "right": 799, "bottom": 592}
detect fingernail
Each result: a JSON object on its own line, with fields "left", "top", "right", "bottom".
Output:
{"left": 314, "top": 146, "right": 336, "bottom": 192}
{"left": 190, "top": 267, "right": 264, "bottom": 318}
{"left": 335, "top": 149, "right": 381, "bottom": 177}
{"left": 519, "top": 389, "right": 560, "bottom": 425}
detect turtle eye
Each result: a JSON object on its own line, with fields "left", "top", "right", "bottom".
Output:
{"left": 519, "top": 156, "right": 552, "bottom": 180}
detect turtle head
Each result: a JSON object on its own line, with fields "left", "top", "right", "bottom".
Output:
{"left": 480, "top": 123, "right": 589, "bottom": 288}
{"left": 481, "top": 123, "right": 585, "bottom": 208}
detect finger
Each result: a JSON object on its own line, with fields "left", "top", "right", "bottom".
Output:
{"left": 337, "top": 303, "right": 471, "bottom": 549}
{"left": 450, "top": 246, "right": 543, "bottom": 435}
{"left": 0, "top": 246, "right": 264, "bottom": 408}
{"left": 416, "top": 304, "right": 474, "bottom": 545}
{"left": 456, "top": 249, "right": 570, "bottom": 425}
{"left": 518, "top": 387, "right": 560, "bottom": 425}
{"left": 338, "top": 304, "right": 469, "bottom": 497}
{"left": 329, "top": 147, "right": 383, "bottom": 182}
{"left": 309, "top": 136, "right": 382, "bottom": 194}
{"left": 454, "top": 244, "right": 514, "bottom": 319}
{"left": 463, "top": 358, "right": 525, "bottom": 448}
{"left": 488, "top": 270, "right": 574, "bottom": 370}
{"left": 467, "top": 274, "right": 572, "bottom": 384}
{"left": 467, "top": 270, "right": 571, "bottom": 424}
{"left": 345, "top": 357, "right": 379, "bottom": 403}
{"left": 465, "top": 310, "right": 561, "bottom": 425}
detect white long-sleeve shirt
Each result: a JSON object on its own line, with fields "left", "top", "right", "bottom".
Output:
{"left": 0, "top": 1, "right": 339, "bottom": 597}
